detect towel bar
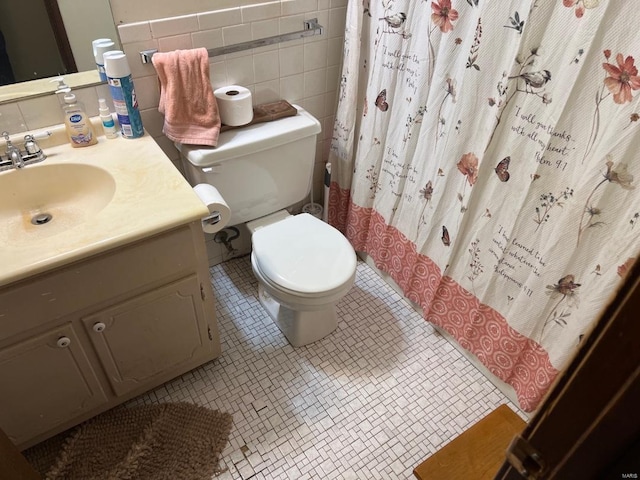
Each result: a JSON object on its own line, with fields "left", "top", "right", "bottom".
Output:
{"left": 139, "top": 18, "right": 323, "bottom": 64}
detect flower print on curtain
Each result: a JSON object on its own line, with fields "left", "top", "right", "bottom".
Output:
{"left": 583, "top": 51, "right": 640, "bottom": 163}
{"left": 328, "top": 0, "right": 640, "bottom": 412}
{"left": 563, "top": 0, "right": 600, "bottom": 19}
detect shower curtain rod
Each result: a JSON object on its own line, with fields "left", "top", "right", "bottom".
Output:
{"left": 139, "top": 18, "right": 323, "bottom": 64}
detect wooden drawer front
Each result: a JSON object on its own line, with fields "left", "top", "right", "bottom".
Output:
{"left": 82, "top": 275, "right": 212, "bottom": 397}
{"left": 0, "top": 324, "right": 107, "bottom": 445}
{"left": 0, "top": 226, "right": 198, "bottom": 343}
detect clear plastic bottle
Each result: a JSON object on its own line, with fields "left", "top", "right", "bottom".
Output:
{"left": 62, "top": 92, "right": 98, "bottom": 148}
{"left": 98, "top": 98, "right": 118, "bottom": 139}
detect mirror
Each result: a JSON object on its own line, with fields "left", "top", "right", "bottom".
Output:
{"left": 0, "top": 0, "right": 119, "bottom": 104}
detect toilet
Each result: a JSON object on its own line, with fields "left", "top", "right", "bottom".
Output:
{"left": 178, "top": 107, "right": 357, "bottom": 346}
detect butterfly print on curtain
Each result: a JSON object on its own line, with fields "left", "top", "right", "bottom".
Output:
{"left": 495, "top": 156, "right": 511, "bottom": 182}
{"left": 375, "top": 89, "right": 389, "bottom": 111}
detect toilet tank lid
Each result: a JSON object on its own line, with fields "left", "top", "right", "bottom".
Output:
{"left": 178, "top": 106, "right": 321, "bottom": 167}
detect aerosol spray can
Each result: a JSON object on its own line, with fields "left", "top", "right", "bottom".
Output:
{"left": 104, "top": 51, "right": 144, "bottom": 139}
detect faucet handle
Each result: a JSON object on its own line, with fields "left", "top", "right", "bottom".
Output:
{"left": 23, "top": 135, "right": 42, "bottom": 155}
{"left": 2, "top": 131, "right": 15, "bottom": 153}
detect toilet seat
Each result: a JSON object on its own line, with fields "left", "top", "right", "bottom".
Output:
{"left": 251, "top": 213, "right": 357, "bottom": 294}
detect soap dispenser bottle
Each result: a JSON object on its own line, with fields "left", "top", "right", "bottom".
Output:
{"left": 62, "top": 92, "right": 98, "bottom": 147}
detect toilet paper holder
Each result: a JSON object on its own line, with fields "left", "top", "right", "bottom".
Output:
{"left": 203, "top": 212, "right": 222, "bottom": 226}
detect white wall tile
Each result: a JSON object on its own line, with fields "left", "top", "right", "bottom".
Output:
{"left": 133, "top": 75, "right": 160, "bottom": 110}
{"left": 253, "top": 51, "right": 280, "bottom": 83}
{"left": 226, "top": 56, "right": 256, "bottom": 85}
{"left": 328, "top": 7, "right": 347, "bottom": 38}
{"left": 327, "top": 36, "right": 343, "bottom": 66}
{"left": 118, "top": 22, "right": 152, "bottom": 43}
{"left": 322, "top": 136, "right": 332, "bottom": 163}
{"left": 210, "top": 62, "right": 229, "bottom": 90}
{"left": 324, "top": 91, "right": 337, "bottom": 123}
{"left": 222, "top": 24, "right": 253, "bottom": 45}
{"left": 158, "top": 34, "right": 194, "bottom": 52}
{"left": 279, "top": 14, "right": 305, "bottom": 34}
{"left": 254, "top": 80, "right": 281, "bottom": 104}
{"left": 304, "top": 41, "right": 328, "bottom": 70}
{"left": 150, "top": 14, "right": 199, "bottom": 38}
{"left": 192, "top": 29, "right": 224, "bottom": 50}
{"left": 241, "top": 1, "right": 281, "bottom": 23}
{"left": 251, "top": 19, "right": 280, "bottom": 39}
{"left": 282, "top": 0, "right": 319, "bottom": 16}
{"left": 279, "top": 45, "right": 303, "bottom": 76}
{"left": 322, "top": 114, "right": 335, "bottom": 140}
{"left": 304, "top": 69, "right": 326, "bottom": 97}
{"left": 300, "top": 93, "right": 326, "bottom": 119}
{"left": 198, "top": 8, "right": 242, "bottom": 30}
{"left": 325, "top": 65, "right": 340, "bottom": 92}
{"left": 279, "top": 74, "right": 304, "bottom": 104}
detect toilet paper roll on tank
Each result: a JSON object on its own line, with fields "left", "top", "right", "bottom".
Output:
{"left": 193, "top": 184, "right": 231, "bottom": 234}
{"left": 214, "top": 85, "right": 253, "bottom": 126}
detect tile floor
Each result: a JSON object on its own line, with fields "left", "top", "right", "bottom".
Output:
{"left": 128, "top": 255, "right": 523, "bottom": 479}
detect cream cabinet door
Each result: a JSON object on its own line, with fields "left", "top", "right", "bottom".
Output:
{"left": 0, "top": 324, "right": 107, "bottom": 445}
{"left": 82, "top": 275, "right": 213, "bottom": 397}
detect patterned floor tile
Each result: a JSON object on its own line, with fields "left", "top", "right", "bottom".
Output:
{"left": 130, "top": 255, "right": 522, "bottom": 479}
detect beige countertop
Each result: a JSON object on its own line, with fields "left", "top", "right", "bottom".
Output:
{"left": 0, "top": 125, "right": 208, "bottom": 287}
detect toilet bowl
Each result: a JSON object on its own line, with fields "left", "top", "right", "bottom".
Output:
{"left": 248, "top": 212, "right": 356, "bottom": 346}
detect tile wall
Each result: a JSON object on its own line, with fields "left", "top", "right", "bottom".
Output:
{"left": 115, "top": 0, "right": 347, "bottom": 265}
{"left": 0, "top": 0, "right": 347, "bottom": 267}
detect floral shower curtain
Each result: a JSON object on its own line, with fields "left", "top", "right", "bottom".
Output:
{"left": 328, "top": 0, "right": 640, "bottom": 412}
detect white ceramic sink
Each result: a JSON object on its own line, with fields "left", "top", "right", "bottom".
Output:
{"left": 0, "top": 163, "right": 116, "bottom": 243}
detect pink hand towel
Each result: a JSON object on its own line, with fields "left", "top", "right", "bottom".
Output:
{"left": 152, "top": 48, "right": 220, "bottom": 146}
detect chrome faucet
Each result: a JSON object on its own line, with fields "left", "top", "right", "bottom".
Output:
{"left": 6, "top": 141, "right": 23, "bottom": 168}
{"left": 0, "top": 131, "right": 47, "bottom": 172}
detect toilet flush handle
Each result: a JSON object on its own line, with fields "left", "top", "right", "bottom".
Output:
{"left": 202, "top": 165, "right": 221, "bottom": 174}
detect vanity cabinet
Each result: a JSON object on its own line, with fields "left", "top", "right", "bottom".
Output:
{"left": 0, "top": 222, "right": 220, "bottom": 449}
{"left": 82, "top": 275, "right": 211, "bottom": 397}
{"left": 0, "top": 324, "right": 108, "bottom": 444}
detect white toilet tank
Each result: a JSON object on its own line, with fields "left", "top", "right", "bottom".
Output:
{"left": 178, "top": 106, "right": 321, "bottom": 227}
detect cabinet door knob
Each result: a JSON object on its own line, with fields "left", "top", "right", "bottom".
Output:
{"left": 57, "top": 337, "right": 71, "bottom": 348}
{"left": 93, "top": 322, "right": 106, "bottom": 333}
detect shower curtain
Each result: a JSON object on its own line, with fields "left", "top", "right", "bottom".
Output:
{"left": 328, "top": 0, "right": 640, "bottom": 412}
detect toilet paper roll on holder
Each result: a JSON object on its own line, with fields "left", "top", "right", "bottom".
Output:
{"left": 203, "top": 211, "right": 222, "bottom": 227}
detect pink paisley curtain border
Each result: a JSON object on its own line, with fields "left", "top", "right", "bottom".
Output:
{"left": 329, "top": 182, "right": 557, "bottom": 412}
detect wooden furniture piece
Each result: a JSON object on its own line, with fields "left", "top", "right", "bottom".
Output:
{"left": 0, "top": 222, "right": 220, "bottom": 450}
{"left": 414, "top": 404, "right": 526, "bottom": 480}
